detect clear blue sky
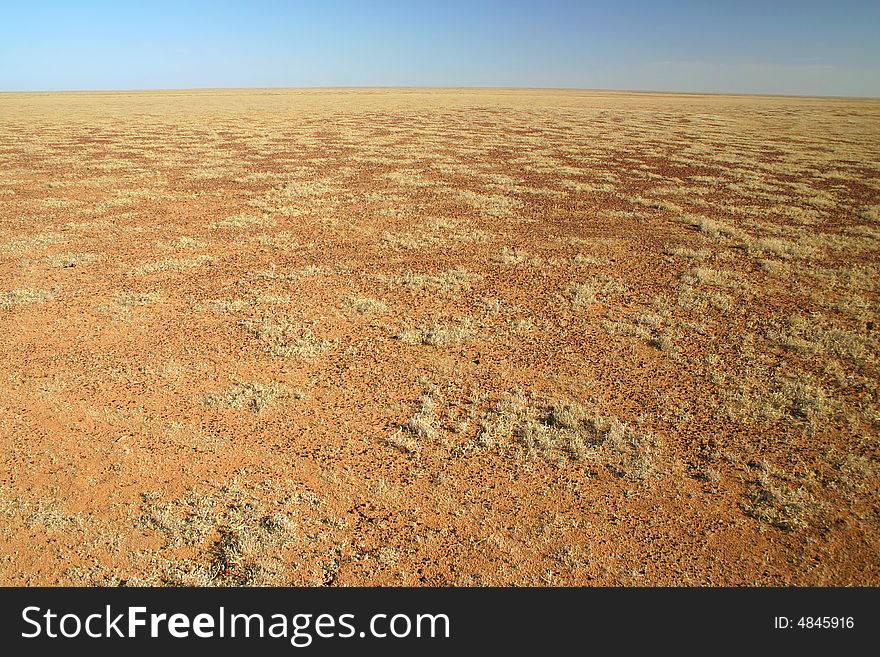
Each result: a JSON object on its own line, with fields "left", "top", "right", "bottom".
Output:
{"left": 1, "top": 0, "right": 878, "bottom": 96}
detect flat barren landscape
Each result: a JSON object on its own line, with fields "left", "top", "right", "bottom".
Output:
{"left": 0, "top": 88, "right": 878, "bottom": 586}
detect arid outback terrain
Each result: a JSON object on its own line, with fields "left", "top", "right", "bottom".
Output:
{"left": 0, "top": 88, "right": 878, "bottom": 586}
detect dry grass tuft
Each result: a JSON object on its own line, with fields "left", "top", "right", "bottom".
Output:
{"left": 249, "top": 265, "right": 325, "bottom": 282}
{"left": 210, "top": 214, "right": 275, "bottom": 229}
{"left": 680, "top": 267, "right": 746, "bottom": 289}
{"left": 137, "top": 480, "right": 313, "bottom": 586}
{"left": 747, "top": 237, "right": 817, "bottom": 260}
{"left": 676, "top": 285, "right": 732, "bottom": 313}
{"left": 571, "top": 254, "right": 607, "bottom": 266}
{"left": 450, "top": 229, "right": 494, "bottom": 243}
{"left": 477, "top": 392, "right": 656, "bottom": 478}
{"left": 681, "top": 215, "right": 747, "bottom": 241}
{"left": 241, "top": 316, "right": 334, "bottom": 359}
{"left": 386, "top": 267, "right": 483, "bottom": 293}
{"left": 114, "top": 291, "right": 163, "bottom": 306}
{"left": 207, "top": 382, "right": 285, "bottom": 413}
{"left": 1, "top": 288, "right": 57, "bottom": 308}
{"left": 767, "top": 315, "right": 874, "bottom": 361}
{"left": 0, "top": 493, "right": 83, "bottom": 533}
{"left": 387, "top": 391, "right": 438, "bottom": 455}
{"left": 46, "top": 252, "right": 99, "bottom": 268}
{"left": 601, "top": 314, "right": 672, "bottom": 352}
{"left": 128, "top": 255, "right": 213, "bottom": 276}
{"left": 562, "top": 276, "right": 627, "bottom": 308}
{"left": 397, "top": 318, "right": 473, "bottom": 346}
{"left": 859, "top": 206, "right": 879, "bottom": 222}
{"left": 665, "top": 246, "right": 710, "bottom": 260}
{"left": 629, "top": 196, "right": 682, "bottom": 213}
{"left": 381, "top": 231, "right": 431, "bottom": 250}
{"left": 341, "top": 296, "right": 388, "bottom": 315}
{"left": 742, "top": 470, "right": 818, "bottom": 532}
{"left": 255, "top": 231, "right": 303, "bottom": 250}
{"left": 1, "top": 232, "right": 65, "bottom": 254}
{"left": 491, "top": 247, "right": 529, "bottom": 265}
{"left": 724, "top": 372, "right": 828, "bottom": 428}
{"left": 457, "top": 190, "right": 523, "bottom": 218}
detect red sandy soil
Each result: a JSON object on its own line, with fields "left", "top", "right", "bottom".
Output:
{"left": 0, "top": 89, "right": 878, "bottom": 586}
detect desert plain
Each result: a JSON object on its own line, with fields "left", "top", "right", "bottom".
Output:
{"left": 0, "top": 88, "right": 878, "bottom": 585}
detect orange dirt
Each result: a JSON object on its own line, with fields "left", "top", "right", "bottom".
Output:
{"left": 0, "top": 89, "right": 878, "bottom": 586}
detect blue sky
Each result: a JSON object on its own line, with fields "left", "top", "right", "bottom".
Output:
{"left": 1, "top": 0, "right": 878, "bottom": 96}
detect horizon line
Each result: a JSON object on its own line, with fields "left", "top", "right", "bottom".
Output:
{"left": 1, "top": 84, "right": 878, "bottom": 102}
